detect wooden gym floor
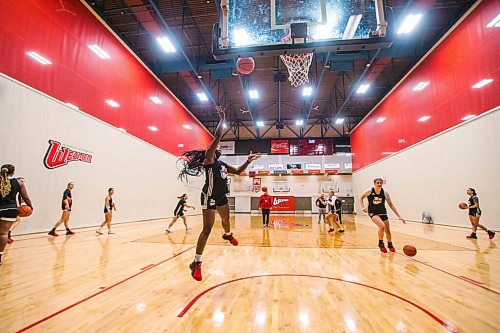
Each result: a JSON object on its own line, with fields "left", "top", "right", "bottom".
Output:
{"left": 1, "top": 214, "right": 499, "bottom": 332}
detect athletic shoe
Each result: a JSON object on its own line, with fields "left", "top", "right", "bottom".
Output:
{"left": 48, "top": 230, "right": 59, "bottom": 237}
{"left": 339, "top": 228, "right": 345, "bottom": 233}
{"left": 66, "top": 230, "right": 75, "bottom": 235}
{"left": 165, "top": 229, "right": 172, "bottom": 234}
{"left": 488, "top": 231, "right": 495, "bottom": 240}
{"left": 466, "top": 233, "right": 477, "bottom": 239}
{"left": 96, "top": 230, "right": 104, "bottom": 235}
{"left": 222, "top": 232, "right": 238, "bottom": 246}
{"left": 327, "top": 228, "right": 335, "bottom": 233}
{"left": 189, "top": 261, "right": 202, "bottom": 281}
{"left": 388, "top": 246, "right": 396, "bottom": 253}
{"left": 108, "top": 230, "right": 115, "bottom": 234}
{"left": 7, "top": 238, "right": 14, "bottom": 244}
{"left": 265, "top": 224, "right": 269, "bottom": 228}
{"left": 379, "top": 245, "right": 388, "bottom": 253}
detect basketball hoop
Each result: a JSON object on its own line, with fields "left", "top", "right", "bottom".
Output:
{"left": 280, "top": 53, "right": 313, "bottom": 87}
{"left": 280, "top": 34, "right": 314, "bottom": 87}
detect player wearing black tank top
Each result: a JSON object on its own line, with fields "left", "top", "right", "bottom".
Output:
{"left": 165, "top": 194, "right": 195, "bottom": 233}
{"left": 178, "top": 106, "right": 260, "bottom": 281}
{"left": 0, "top": 164, "right": 33, "bottom": 265}
{"left": 97, "top": 188, "right": 117, "bottom": 235}
{"left": 464, "top": 188, "right": 495, "bottom": 240}
{"left": 48, "top": 182, "right": 75, "bottom": 236}
{"left": 359, "top": 178, "right": 405, "bottom": 253}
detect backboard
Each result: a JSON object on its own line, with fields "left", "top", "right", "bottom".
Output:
{"left": 213, "top": 0, "right": 393, "bottom": 60}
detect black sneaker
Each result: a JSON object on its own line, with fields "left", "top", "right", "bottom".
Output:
{"left": 327, "top": 228, "right": 335, "bottom": 233}
{"left": 339, "top": 229, "right": 345, "bottom": 233}
{"left": 488, "top": 231, "right": 495, "bottom": 240}
{"left": 466, "top": 233, "right": 477, "bottom": 239}
{"left": 189, "top": 261, "right": 202, "bottom": 281}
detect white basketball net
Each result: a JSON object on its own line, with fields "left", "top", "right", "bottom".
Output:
{"left": 280, "top": 53, "right": 313, "bottom": 87}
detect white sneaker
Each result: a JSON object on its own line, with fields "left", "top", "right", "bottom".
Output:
{"left": 108, "top": 230, "right": 115, "bottom": 234}
{"left": 96, "top": 229, "right": 104, "bottom": 234}
{"left": 165, "top": 229, "right": 172, "bottom": 233}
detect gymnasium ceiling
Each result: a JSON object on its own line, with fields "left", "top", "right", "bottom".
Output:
{"left": 85, "top": 0, "right": 475, "bottom": 140}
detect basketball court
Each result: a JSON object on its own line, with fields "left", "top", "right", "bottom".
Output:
{"left": 1, "top": 0, "right": 499, "bottom": 332}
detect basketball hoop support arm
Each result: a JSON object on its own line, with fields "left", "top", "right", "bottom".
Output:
{"left": 219, "top": 0, "right": 229, "bottom": 49}
{"left": 374, "top": 0, "right": 388, "bottom": 37}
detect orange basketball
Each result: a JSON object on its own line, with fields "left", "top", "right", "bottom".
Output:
{"left": 237, "top": 57, "right": 255, "bottom": 75}
{"left": 262, "top": 186, "right": 268, "bottom": 192}
{"left": 458, "top": 202, "right": 468, "bottom": 210}
{"left": 18, "top": 205, "right": 32, "bottom": 218}
{"left": 403, "top": 245, "right": 417, "bottom": 257}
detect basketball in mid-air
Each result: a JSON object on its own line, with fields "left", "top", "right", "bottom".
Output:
{"left": 458, "top": 202, "right": 468, "bottom": 210}
{"left": 236, "top": 57, "right": 255, "bottom": 75}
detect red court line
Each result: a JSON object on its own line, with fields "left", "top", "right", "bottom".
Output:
{"left": 397, "top": 253, "right": 500, "bottom": 296}
{"left": 15, "top": 246, "right": 195, "bottom": 333}
{"left": 140, "top": 264, "right": 155, "bottom": 270}
{"left": 177, "top": 273, "right": 457, "bottom": 333}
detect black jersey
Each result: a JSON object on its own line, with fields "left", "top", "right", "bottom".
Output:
{"left": 105, "top": 196, "right": 113, "bottom": 212}
{"left": 174, "top": 199, "right": 186, "bottom": 215}
{"left": 0, "top": 177, "right": 21, "bottom": 210}
{"left": 366, "top": 187, "right": 388, "bottom": 215}
{"left": 202, "top": 159, "right": 229, "bottom": 197}
{"left": 468, "top": 196, "right": 481, "bottom": 215}
{"left": 316, "top": 198, "right": 327, "bottom": 209}
{"left": 62, "top": 189, "right": 72, "bottom": 210}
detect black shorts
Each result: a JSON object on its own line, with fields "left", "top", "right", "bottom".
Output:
{"left": 175, "top": 211, "right": 185, "bottom": 217}
{"left": 0, "top": 208, "right": 19, "bottom": 220}
{"left": 369, "top": 212, "right": 389, "bottom": 221}
{"left": 201, "top": 193, "right": 228, "bottom": 210}
{"left": 104, "top": 208, "right": 112, "bottom": 214}
{"left": 469, "top": 210, "right": 481, "bottom": 217}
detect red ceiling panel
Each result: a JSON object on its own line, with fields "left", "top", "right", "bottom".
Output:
{"left": 351, "top": 0, "right": 500, "bottom": 171}
{"left": 0, "top": 0, "right": 212, "bottom": 156}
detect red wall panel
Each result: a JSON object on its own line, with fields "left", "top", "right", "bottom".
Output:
{"left": 351, "top": 0, "right": 500, "bottom": 171}
{"left": 0, "top": 0, "right": 212, "bottom": 156}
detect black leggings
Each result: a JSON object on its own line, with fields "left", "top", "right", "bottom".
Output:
{"left": 262, "top": 209, "right": 270, "bottom": 225}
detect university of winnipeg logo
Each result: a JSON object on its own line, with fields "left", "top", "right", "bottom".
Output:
{"left": 273, "top": 198, "right": 289, "bottom": 205}
{"left": 43, "top": 140, "right": 93, "bottom": 169}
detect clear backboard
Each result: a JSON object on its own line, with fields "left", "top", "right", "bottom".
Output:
{"left": 213, "top": 0, "right": 393, "bottom": 59}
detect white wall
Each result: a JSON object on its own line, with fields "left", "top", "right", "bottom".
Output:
{"left": 0, "top": 74, "right": 204, "bottom": 234}
{"left": 353, "top": 108, "right": 500, "bottom": 229}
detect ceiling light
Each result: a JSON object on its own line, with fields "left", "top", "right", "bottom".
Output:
{"left": 232, "top": 29, "right": 253, "bottom": 46}
{"left": 65, "top": 103, "right": 79, "bottom": 110}
{"left": 156, "top": 36, "right": 176, "bottom": 53}
{"left": 413, "top": 81, "right": 430, "bottom": 91}
{"left": 418, "top": 116, "right": 431, "bottom": 122}
{"left": 486, "top": 14, "right": 500, "bottom": 28}
{"left": 376, "top": 117, "right": 386, "bottom": 123}
{"left": 302, "top": 86, "right": 313, "bottom": 97}
{"left": 342, "top": 14, "right": 362, "bottom": 40}
{"left": 296, "top": 119, "right": 304, "bottom": 126}
{"left": 26, "top": 51, "right": 52, "bottom": 65}
{"left": 397, "top": 14, "right": 423, "bottom": 34}
{"left": 150, "top": 96, "right": 162, "bottom": 104}
{"left": 197, "top": 92, "right": 209, "bottom": 102}
{"left": 461, "top": 114, "right": 476, "bottom": 121}
{"left": 471, "top": 79, "right": 493, "bottom": 89}
{"left": 249, "top": 89, "right": 259, "bottom": 99}
{"left": 148, "top": 126, "right": 158, "bottom": 131}
{"left": 256, "top": 121, "right": 264, "bottom": 127}
{"left": 105, "top": 99, "right": 119, "bottom": 108}
{"left": 335, "top": 118, "right": 344, "bottom": 125}
{"left": 178, "top": 143, "right": 184, "bottom": 148}
{"left": 88, "top": 44, "right": 111, "bottom": 59}
{"left": 356, "top": 83, "right": 369, "bottom": 94}
{"left": 183, "top": 124, "right": 192, "bottom": 130}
